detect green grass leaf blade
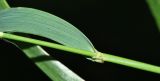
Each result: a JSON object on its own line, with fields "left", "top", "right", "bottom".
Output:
{"left": 147, "top": 0, "right": 160, "bottom": 31}
{"left": 0, "top": 7, "right": 96, "bottom": 52}
{"left": 0, "top": 1, "right": 86, "bottom": 81}
{"left": 1, "top": 0, "right": 160, "bottom": 75}
{"left": 14, "top": 43, "right": 85, "bottom": 81}
{"left": 0, "top": 0, "right": 9, "bottom": 10}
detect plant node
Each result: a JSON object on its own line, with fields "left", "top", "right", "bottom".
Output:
{"left": 87, "top": 51, "right": 104, "bottom": 63}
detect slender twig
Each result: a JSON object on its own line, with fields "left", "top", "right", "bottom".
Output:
{"left": 0, "top": 32, "right": 160, "bottom": 74}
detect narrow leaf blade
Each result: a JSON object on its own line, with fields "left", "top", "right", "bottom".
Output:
{"left": 0, "top": 7, "right": 96, "bottom": 52}
{"left": 14, "top": 43, "right": 85, "bottom": 81}
{"left": 147, "top": 0, "right": 160, "bottom": 31}
{"left": 0, "top": 4, "right": 86, "bottom": 81}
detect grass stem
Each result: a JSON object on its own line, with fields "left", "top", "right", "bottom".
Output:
{"left": 0, "top": 32, "right": 160, "bottom": 74}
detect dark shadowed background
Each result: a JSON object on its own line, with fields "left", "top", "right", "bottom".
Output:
{"left": 0, "top": 0, "right": 160, "bottom": 81}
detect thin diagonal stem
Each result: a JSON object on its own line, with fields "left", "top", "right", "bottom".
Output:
{"left": 0, "top": 32, "right": 160, "bottom": 74}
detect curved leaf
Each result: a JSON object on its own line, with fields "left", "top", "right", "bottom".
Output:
{"left": 0, "top": 7, "right": 96, "bottom": 52}
{"left": 15, "top": 43, "right": 85, "bottom": 81}
{"left": 0, "top": 6, "right": 88, "bottom": 81}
